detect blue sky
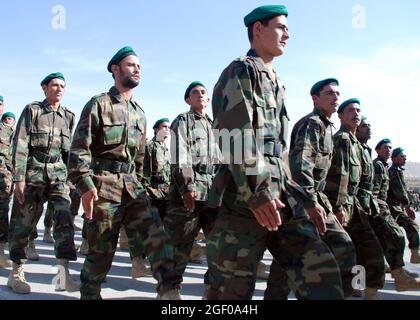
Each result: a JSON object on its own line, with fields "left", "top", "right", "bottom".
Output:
{"left": 1, "top": 0, "right": 420, "bottom": 161}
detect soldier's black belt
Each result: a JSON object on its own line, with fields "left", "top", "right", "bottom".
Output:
{"left": 93, "top": 158, "right": 135, "bottom": 174}
{"left": 263, "top": 141, "right": 282, "bottom": 158}
{"left": 359, "top": 181, "right": 374, "bottom": 191}
{"left": 314, "top": 180, "right": 326, "bottom": 192}
{"left": 194, "top": 163, "right": 214, "bottom": 174}
{"left": 348, "top": 185, "right": 359, "bottom": 196}
{"left": 31, "top": 150, "right": 62, "bottom": 164}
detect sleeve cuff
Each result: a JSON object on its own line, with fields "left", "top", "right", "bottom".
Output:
{"left": 77, "top": 176, "right": 96, "bottom": 195}
{"left": 13, "top": 175, "right": 25, "bottom": 182}
{"left": 246, "top": 188, "right": 274, "bottom": 209}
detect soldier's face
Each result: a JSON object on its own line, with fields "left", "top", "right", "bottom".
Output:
{"left": 393, "top": 153, "right": 407, "bottom": 166}
{"left": 116, "top": 55, "right": 141, "bottom": 89}
{"left": 2, "top": 117, "right": 15, "bottom": 128}
{"left": 155, "top": 122, "right": 170, "bottom": 141}
{"left": 255, "top": 15, "right": 289, "bottom": 58}
{"left": 313, "top": 83, "right": 340, "bottom": 117}
{"left": 186, "top": 86, "right": 209, "bottom": 112}
{"left": 338, "top": 103, "right": 362, "bottom": 130}
{"left": 356, "top": 120, "right": 372, "bottom": 141}
{"left": 43, "top": 78, "right": 66, "bottom": 104}
{"left": 377, "top": 143, "right": 392, "bottom": 161}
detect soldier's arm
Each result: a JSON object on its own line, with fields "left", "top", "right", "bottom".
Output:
{"left": 68, "top": 99, "right": 99, "bottom": 194}
{"left": 372, "top": 161, "right": 383, "bottom": 198}
{"left": 141, "top": 142, "right": 152, "bottom": 188}
{"left": 212, "top": 62, "right": 272, "bottom": 209}
{"left": 171, "top": 115, "right": 195, "bottom": 194}
{"left": 134, "top": 121, "right": 147, "bottom": 184}
{"left": 12, "top": 106, "right": 32, "bottom": 182}
{"left": 389, "top": 169, "right": 410, "bottom": 207}
{"left": 289, "top": 119, "right": 320, "bottom": 207}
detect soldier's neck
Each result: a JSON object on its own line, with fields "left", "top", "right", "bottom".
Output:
{"left": 251, "top": 46, "right": 274, "bottom": 70}
{"left": 47, "top": 100, "right": 60, "bottom": 111}
{"left": 115, "top": 84, "right": 133, "bottom": 102}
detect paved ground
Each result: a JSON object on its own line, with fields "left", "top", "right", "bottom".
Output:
{"left": 0, "top": 214, "right": 420, "bottom": 300}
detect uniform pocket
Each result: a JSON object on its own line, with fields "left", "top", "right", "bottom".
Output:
{"left": 30, "top": 130, "right": 50, "bottom": 148}
{"left": 102, "top": 118, "right": 125, "bottom": 145}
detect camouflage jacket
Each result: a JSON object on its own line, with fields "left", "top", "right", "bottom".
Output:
{"left": 356, "top": 143, "right": 380, "bottom": 215}
{"left": 289, "top": 107, "right": 334, "bottom": 210}
{"left": 12, "top": 100, "right": 75, "bottom": 185}
{"left": 387, "top": 164, "right": 410, "bottom": 209}
{"left": 170, "top": 109, "right": 217, "bottom": 203}
{"left": 142, "top": 136, "right": 170, "bottom": 200}
{"left": 325, "top": 125, "right": 362, "bottom": 224}
{"left": 372, "top": 157, "right": 390, "bottom": 206}
{"left": 68, "top": 86, "right": 147, "bottom": 203}
{"left": 210, "top": 49, "right": 312, "bottom": 212}
{"left": 0, "top": 122, "right": 14, "bottom": 172}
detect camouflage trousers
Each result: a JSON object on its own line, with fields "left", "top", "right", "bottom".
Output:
{"left": 163, "top": 201, "right": 217, "bottom": 286}
{"left": 369, "top": 203, "right": 405, "bottom": 270}
{"left": 8, "top": 183, "right": 77, "bottom": 264}
{"left": 345, "top": 209, "right": 385, "bottom": 290}
{"left": 390, "top": 206, "right": 419, "bottom": 249}
{"left": 80, "top": 190, "right": 178, "bottom": 300}
{"left": 206, "top": 191, "right": 344, "bottom": 300}
{"left": 0, "top": 169, "right": 13, "bottom": 243}
{"left": 29, "top": 186, "right": 81, "bottom": 240}
{"left": 152, "top": 199, "right": 169, "bottom": 221}
{"left": 264, "top": 211, "right": 356, "bottom": 299}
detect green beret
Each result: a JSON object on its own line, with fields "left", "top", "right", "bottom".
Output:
{"left": 107, "top": 46, "right": 138, "bottom": 73}
{"left": 184, "top": 81, "right": 206, "bottom": 100}
{"left": 1, "top": 112, "right": 15, "bottom": 122}
{"left": 41, "top": 72, "right": 65, "bottom": 87}
{"left": 244, "top": 5, "right": 288, "bottom": 27}
{"left": 392, "top": 147, "right": 405, "bottom": 158}
{"left": 375, "top": 138, "right": 391, "bottom": 150}
{"left": 0, "top": 96, "right": 3, "bottom": 102}
{"left": 310, "top": 78, "right": 339, "bottom": 96}
{"left": 338, "top": 98, "right": 360, "bottom": 113}
{"left": 153, "top": 118, "right": 170, "bottom": 129}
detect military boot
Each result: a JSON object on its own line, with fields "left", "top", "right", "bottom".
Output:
{"left": 403, "top": 268, "right": 419, "bottom": 278}
{"left": 157, "top": 288, "right": 182, "bottom": 300}
{"left": 0, "top": 242, "right": 12, "bottom": 268}
{"left": 364, "top": 287, "right": 380, "bottom": 300}
{"left": 119, "top": 227, "right": 129, "bottom": 250}
{"left": 190, "top": 242, "right": 205, "bottom": 264}
{"left": 54, "top": 259, "right": 80, "bottom": 292}
{"left": 7, "top": 263, "right": 31, "bottom": 294}
{"left": 43, "top": 227, "right": 54, "bottom": 243}
{"left": 410, "top": 249, "right": 420, "bottom": 264}
{"left": 80, "top": 238, "right": 89, "bottom": 256}
{"left": 256, "top": 261, "right": 270, "bottom": 280}
{"left": 25, "top": 240, "right": 39, "bottom": 261}
{"left": 131, "top": 256, "right": 151, "bottom": 278}
{"left": 392, "top": 267, "right": 420, "bottom": 291}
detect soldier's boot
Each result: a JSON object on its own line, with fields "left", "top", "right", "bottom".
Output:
{"left": 70, "top": 216, "right": 82, "bottom": 232}
{"left": 0, "top": 242, "right": 12, "bottom": 268}
{"left": 410, "top": 249, "right": 420, "bottom": 264}
{"left": 7, "top": 263, "right": 31, "bottom": 294}
{"left": 256, "top": 261, "right": 270, "bottom": 280}
{"left": 392, "top": 267, "right": 420, "bottom": 292}
{"left": 25, "top": 240, "right": 39, "bottom": 261}
{"left": 131, "top": 256, "right": 151, "bottom": 278}
{"left": 119, "top": 228, "right": 129, "bottom": 250}
{"left": 157, "top": 288, "right": 182, "bottom": 300}
{"left": 403, "top": 268, "right": 420, "bottom": 278}
{"left": 364, "top": 287, "right": 380, "bottom": 300}
{"left": 190, "top": 243, "right": 205, "bottom": 264}
{"left": 43, "top": 227, "right": 54, "bottom": 244}
{"left": 54, "top": 259, "right": 80, "bottom": 292}
{"left": 80, "top": 238, "right": 89, "bottom": 256}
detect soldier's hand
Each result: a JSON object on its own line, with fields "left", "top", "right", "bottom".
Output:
{"left": 183, "top": 191, "right": 197, "bottom": 213}
{"left": 15, "top": 181, "right": 26, "bottom": 205}
{"left": 306, "top": 203, "right": 327, "bottom": 236}
{"left": 82, "top": 188, "right": 99, "bottom": 221}
{"left": 406, "top": 207, "right": 416, "bottom": 220}
{"left": 335, "top": 209, "right": 346, "bottom": 225}
{"left": 253, "top": 199, "right": 285, "bottom": 231}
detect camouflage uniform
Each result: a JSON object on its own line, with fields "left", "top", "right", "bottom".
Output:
{"left": 370, "top": 157, "right": 406, "bottom": 270}
{"left": 142, "top": 136, "right": 171, "bottom": 220}
{"left": 207, "top": 49, "right": 343, "bottom": 300}
{"left": 163, "top": 109, "right": 218, "bottom": 287}
{"left": 68, "top": 86, "right": 178, "bottom": 299}
{"left": 0, "top": 122, "right": 14, "bottom": 244}
{"left": 388, "top": 164, "right": 420, "bottom": 250}
{"left": 265, "top": 108, "right": 356, "bottom": 299}
{"left": 8, "top": 100, "right": 77, "bottom": 264}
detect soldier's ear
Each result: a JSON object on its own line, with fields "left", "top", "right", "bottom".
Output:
{"left": 42, "top": 84, "right": 48, "bottom": 95}
{"left": 111, "top": 64, "right": 119, "bottom": 77}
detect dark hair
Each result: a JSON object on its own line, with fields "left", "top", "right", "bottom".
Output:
{"left": 247, "top": 19, "right": 271, "bottom": 42}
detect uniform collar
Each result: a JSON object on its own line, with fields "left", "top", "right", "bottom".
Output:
{"left": 41, "top": 99, "right": 64, "bottom": 117}
{"left": 376, "top": 157, "right": 389, "bottom": 167}
{"left": 189, "top": 108, "right": 212, "bottom": 121}
{"left": 313, "top": 108, "right": 334, "bottom": 126}
{"left": 340, "top": 125, "right": 358, "bottom": 143}
{"left": 109, "top": 86, "right": 138, "bottom": 109}
{"left": 247, "top": 49, "right": 278, "bottom": 82}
